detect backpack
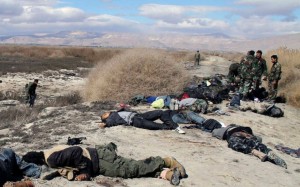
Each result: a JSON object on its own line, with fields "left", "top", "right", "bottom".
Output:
{"left": 128, "top": 95, "right": 146, "bottom": 106}
{"left": 264, "top": 105, "right": 284, "bottom": 117}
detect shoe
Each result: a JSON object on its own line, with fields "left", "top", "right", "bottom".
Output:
{"left": 174, "top": 127, "right": 185, "bottom": 134}
{"left": 163, "top": 157, "right": 187, "bottom": 178}
{"left": 40, "top": 165, "right": 60, "bottom": 180}
{"left": 267, "top": 151, "right": 287, "bottom": 169}
{"left": 170, "top": 168, "right": 180, "bottom": 186}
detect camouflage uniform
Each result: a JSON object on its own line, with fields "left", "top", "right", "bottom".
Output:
{"left": 194, "top": 52, "right": 200, "bottom": 66}
{"left": 268, "top": 62, "right": 281, "bottom": 100}
{"left": 254, "top": 58, "right": 268, "bottom": 89}
{"left": 227, "top": 62, "right": 240, "bottom": 84}
{"left": 96, "top": 143, "right": 165, "bottom": 178}
{"left": 239, "top": 55, "right": 257, "bottom": 98}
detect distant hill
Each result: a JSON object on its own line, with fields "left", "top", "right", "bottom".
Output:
{"left": 0, "top": 31, "right": 299, "bottom": 52}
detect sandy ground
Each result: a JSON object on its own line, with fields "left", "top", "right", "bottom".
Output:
{"left": 0, "top": 56, "right": 300, "bottom": 187}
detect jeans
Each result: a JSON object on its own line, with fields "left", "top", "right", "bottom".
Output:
{"left": 0, "top": 148, "right": 41, "bottom": 185}
{"left": 172, "top": 111, "right": 205, "bottom": 124}
{"left": 29, "top": 94, "right": 36, "bottom": 107}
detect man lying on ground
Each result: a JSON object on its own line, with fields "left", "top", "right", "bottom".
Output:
{"left": 0, "top": 148, "right": 40, "bottom": 187}
{"left": 99, "top": 110, "right": 186, "bottom": 134}
{"left": 212, "top": 124, "right": 287, "bottom": 168}
{"left": 22, "top": 143, "right": 187, "bottom": 186}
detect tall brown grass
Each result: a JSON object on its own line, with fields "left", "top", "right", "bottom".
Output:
{"left": 83, "top": 49, "right": 189, "bottom": 102}
{"left": 266, "top": 47, "right": 300, "bottom": 107}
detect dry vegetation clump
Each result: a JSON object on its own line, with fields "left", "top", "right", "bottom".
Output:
{"left": 44, "top": 92, "right": 82, "bottom": 107}
{"left": 266, "top": 47, "right": 300, "bottom": 107}
{"left": 83, "top": 49, "right": 189, "bottom": 102}
{"left": 0, "top": 105, "right": 44, "bottom": 129}
{"left": 0, "top": 45, "right": 125, "bottom": 73}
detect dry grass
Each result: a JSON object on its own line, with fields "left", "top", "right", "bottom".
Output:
{"left": 83, "top": 48, "right": 189, "bottom": 102}
{"left": 266, "top": 47, "right": 300, "bottom": 107}
{"left": 0, "top": 45, "right": 124, "bottom": 73}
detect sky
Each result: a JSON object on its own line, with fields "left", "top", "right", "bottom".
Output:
{"left": 0, "top": 0, "right": 300, "bottom": 38}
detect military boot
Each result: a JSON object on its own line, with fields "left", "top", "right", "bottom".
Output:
{"left": 3, "top": 181, "right": 34, "bottom": 187}
{"left": 163, "top": 157, "right": 187, "bottom": 178}
{"left": 251, "top": 149, "right": 267, "bottom": 162}
{"left": 160, "top": 168, "right": 181, "bottom": 186}
{"left": 267, "top": 151, "right": 287, "bottom": 169}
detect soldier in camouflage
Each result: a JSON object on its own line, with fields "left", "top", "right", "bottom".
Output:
{"left": 194, "top": 50, "right": 200, "bottom": 66}
{"left": 238, "top": 50, "right": 258, "bottom": 100}
{"left": 254, "top": 50, "right": 268, "bottom": 90}
{"left": 268, "top": 55, "right": 282, "bottom": 100}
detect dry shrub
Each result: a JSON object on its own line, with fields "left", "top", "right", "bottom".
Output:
{"left": 62, "top": 47, "right": 124, "bottom": 63}
{"left": 44, "top": 92, "right": 82, "bottom": 107}
{"left": 0, "top": 45, "right": 123, "bottom": 64}
{"left": 83, "top": 49, "right": 189, "bottom": 102}
{"left": 0, "top": 105, "right": 44, "bottom": 129}
{"left": 266, "top": 47, "right": 300, "bottom": 107}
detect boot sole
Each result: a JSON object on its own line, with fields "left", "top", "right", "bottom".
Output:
{"left": 170, "top": 168, "right": 180, "bottom": 186}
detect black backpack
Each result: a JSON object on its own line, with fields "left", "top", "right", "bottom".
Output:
{"left": 264, "top": 105, "right": 284, "bottom": 117}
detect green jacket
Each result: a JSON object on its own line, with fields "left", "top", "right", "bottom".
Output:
{"left": 269, "top": 62, "right": 282, "bottom": 81}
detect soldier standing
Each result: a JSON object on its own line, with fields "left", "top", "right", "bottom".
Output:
{"left": 194, "top": 50, "right": 200, "bottom": 66}
{"left": 238, "top": 50, "right": 257, "bottom": 100}
{"left": 254, "top": 50, "right": 268, "bottom": 90}
{"left": 268, "top": 55, "right": 281, "bottom": 101}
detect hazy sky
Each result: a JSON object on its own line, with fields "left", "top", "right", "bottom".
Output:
{"left": 0, "top": 0, "right": 300, "bottom": 38}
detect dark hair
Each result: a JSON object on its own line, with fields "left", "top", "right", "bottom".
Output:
{"left": 34, "top": 79, "right": 39, "bottom": 83}
{"left": 197, "top": 50, "right": 199, "bottom": 52}
{"left": 256, "top": 50, "right": 262, "bottom": 54}
{"left": 22, "top": 151, "right": 45, "bottom": 165}
{"left": 271, "top": 55, "right": 278, "bottom": 60}
{"left": 248, "top": 50, "right": 255, "bottom": 56}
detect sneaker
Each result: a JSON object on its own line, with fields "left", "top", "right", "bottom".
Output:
{"left": 267, "top": 151, "right": 287, "bottom": 169}
{"left": 175, "top": 127, "right": 185, "bottom": 134}
{"left": 170, "top": 168, "right": 181, "bottom": 186}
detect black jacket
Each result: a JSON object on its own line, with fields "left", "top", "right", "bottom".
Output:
{"left": 28, "top": 83, "right": 37, "bottom": 96}
{"left": 44, "top": 146, "right": 99, "bottom": 176}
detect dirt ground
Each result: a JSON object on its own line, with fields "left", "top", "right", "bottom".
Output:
{"left": 0, "top": 56, "right": 299, "bottom": 187}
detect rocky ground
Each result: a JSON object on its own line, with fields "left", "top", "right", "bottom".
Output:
{"left": 0, "top": 56, "right": 299, "bottom": 187}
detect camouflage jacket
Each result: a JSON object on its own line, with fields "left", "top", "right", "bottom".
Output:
{"left": 269, "top": 62, "right": 282, "bottom": 81}
{"left": 257, "top": 58, "right": 268, "bottom": 77}
{"left": 240, "top": 55, "right": 257, "bottom": 80}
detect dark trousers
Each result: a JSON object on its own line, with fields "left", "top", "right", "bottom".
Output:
{"left": 132, "top": 110, "right": 178, "bottom": 130}
{"left": 96, "top": 143, "right": 165, "bottom": 178}
{"left": 227, "top": 133, "right": 270, "bottom": 154}
{"left": 29, "top": 94, "right": 36, "bottom": 107}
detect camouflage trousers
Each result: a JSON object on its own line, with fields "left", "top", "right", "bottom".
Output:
{"left": 188, "top": 99, "right": 208, "bottom": 114}
{"left": 227, "top": 132, "right": 271, "bottom": 154}
{"left": 96, "top": 143, "right": 165, "bottom": 178}
{"left": 268, "top": 80, "right": 278, "bottom": 100}
{"left": 239, "top": 79, "right": 252, "bottom": 96}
